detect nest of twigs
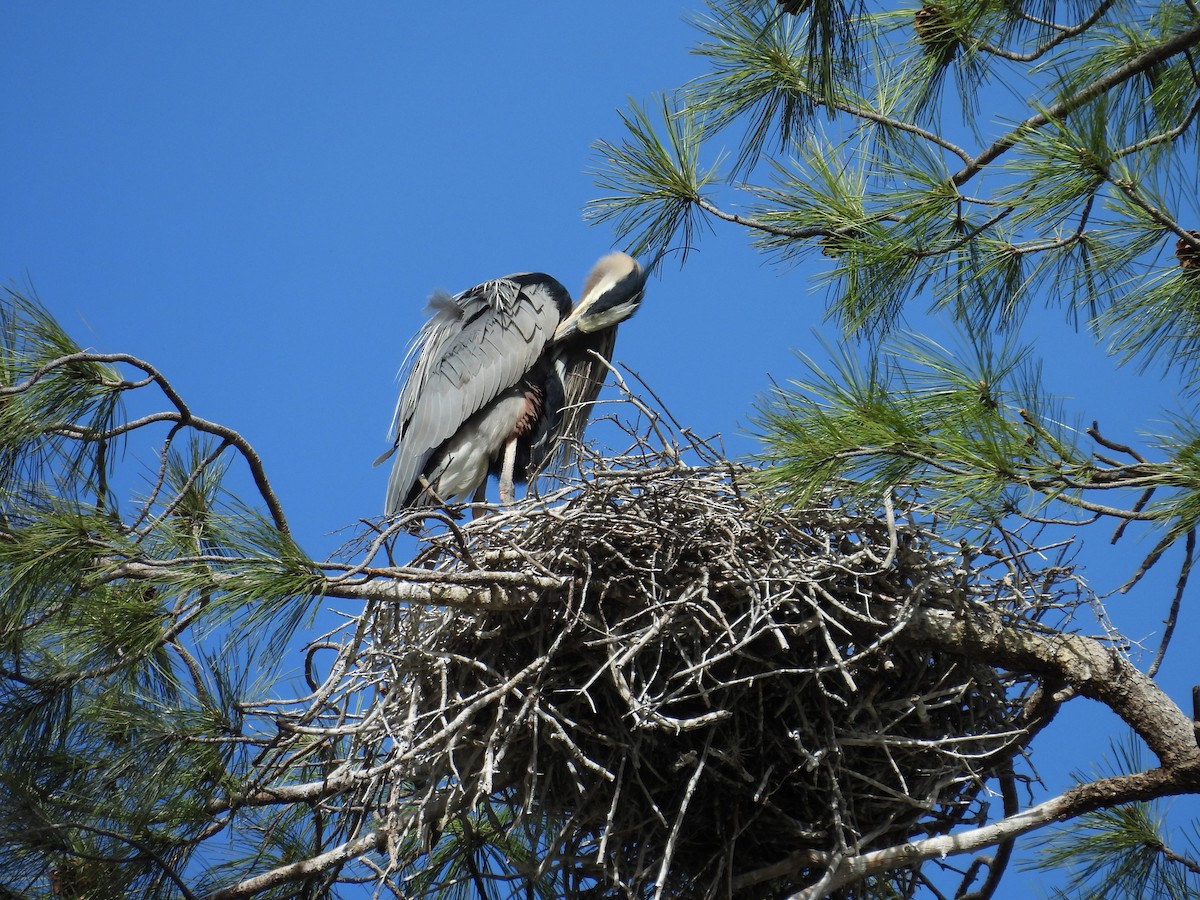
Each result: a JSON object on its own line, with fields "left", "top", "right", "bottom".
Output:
{"left": 360, "top": 417, "right": 1058, "bottom": 898}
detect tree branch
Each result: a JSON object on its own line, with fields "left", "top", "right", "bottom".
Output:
{"left": 786, "top": 760, "right": 1200, "bottom": 899}
{"left": 951, "top": 24, "right": 1200, "bottom": 186}
{"left": 901, "top": 606, "right": 1198, "bottom": 768}
{"left": 106, "top": 559, "right": 562, "bottom": 611}
{"left": 3, "top": 350, "right": 292, "bottom": 534}
{"left": 204, "top": 829, "right": 387, "bottom": 899}
{"left": 972, "top": 0, "right": 1117, "bottom": 63}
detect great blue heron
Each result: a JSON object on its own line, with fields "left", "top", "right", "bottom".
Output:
{"left": 380, "top": 252, "right": 647, "bottom": 517}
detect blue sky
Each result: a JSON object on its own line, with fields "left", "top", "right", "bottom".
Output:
{"left": 4, "top": 3, "right": 1197, "bottom": 896}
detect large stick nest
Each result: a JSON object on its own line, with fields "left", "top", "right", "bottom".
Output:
{"left": 360, "top": 417, "right": 1067, "bottom": 898}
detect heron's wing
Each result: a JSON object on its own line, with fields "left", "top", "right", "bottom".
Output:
{"left": 385, "top": 276, "right": 567, "bottom": 514}
{"left": 538, "top": 327, "right": 618, "bottom": 478}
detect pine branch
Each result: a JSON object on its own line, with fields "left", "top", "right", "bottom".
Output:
{"left": 971, "top": 0, "right": 1118, "bottom": 63}
{"left": 696, "top": 196, "right": 827, "bottom": 239}
{"left": 205, "top": 829, "right": 386, "bottom": 900}
{"left": 901, "top": 606, "right": 1196, "bottom": 766}
{"left": 785, "top": 760, "right": 1200, "bottom": 899}
{"left": 108, "top": 557, "right": 565, "bottom": 612}
{"left": 951, "top": 24, "right": 1200, "bottom": 187}
{"left": 1, "top": 349, "right": 290, "bottom": 534}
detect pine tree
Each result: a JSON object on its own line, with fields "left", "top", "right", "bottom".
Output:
{"left": 7, "top": 1, "right": 1200, "bottom": 896}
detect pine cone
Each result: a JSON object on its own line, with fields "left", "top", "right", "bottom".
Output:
{"left": 1176, "top": 230, "right": 1200, "bottom": 269}
{"left": 915, "top": 3, "right": 959, "bottom": 62}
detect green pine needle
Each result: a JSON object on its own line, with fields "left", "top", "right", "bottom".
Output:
{"left": 587, "top": 93, "right": 723, "bottom": 261}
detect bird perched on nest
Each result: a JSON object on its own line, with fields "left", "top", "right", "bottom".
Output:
{"left": 379, "top": 252, "right": 647, "bottom": 517}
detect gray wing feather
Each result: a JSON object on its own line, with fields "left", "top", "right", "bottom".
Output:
{"left": 539, "top": 327, "right": 617, "bottom": 478}
{"left": 385, "top": 278, "right": 562, "bottom": 514}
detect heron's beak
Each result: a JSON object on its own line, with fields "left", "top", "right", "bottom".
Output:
{"left": 554, "top": 289, "right": 644, "bottom": 340}
{"left": 553, "top": 305, "right": 588, "bottom": 341}
{"left": 554, "top": 255, "right": 646, "bottom": 341}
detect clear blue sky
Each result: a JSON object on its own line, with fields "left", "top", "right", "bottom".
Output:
{"left": 3, "top": 3, "right": 1196, "bottom": 896}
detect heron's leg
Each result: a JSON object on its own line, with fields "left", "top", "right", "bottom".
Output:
{"left": 498, "top": 436, "right": 518, "bottom": 504}
{"left": 470, "top": 481, "right": 488, "bottom": 520}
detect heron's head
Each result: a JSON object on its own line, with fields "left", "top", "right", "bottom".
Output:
{"left": 554, "top": 252, "right": 646, "bottom": 340}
